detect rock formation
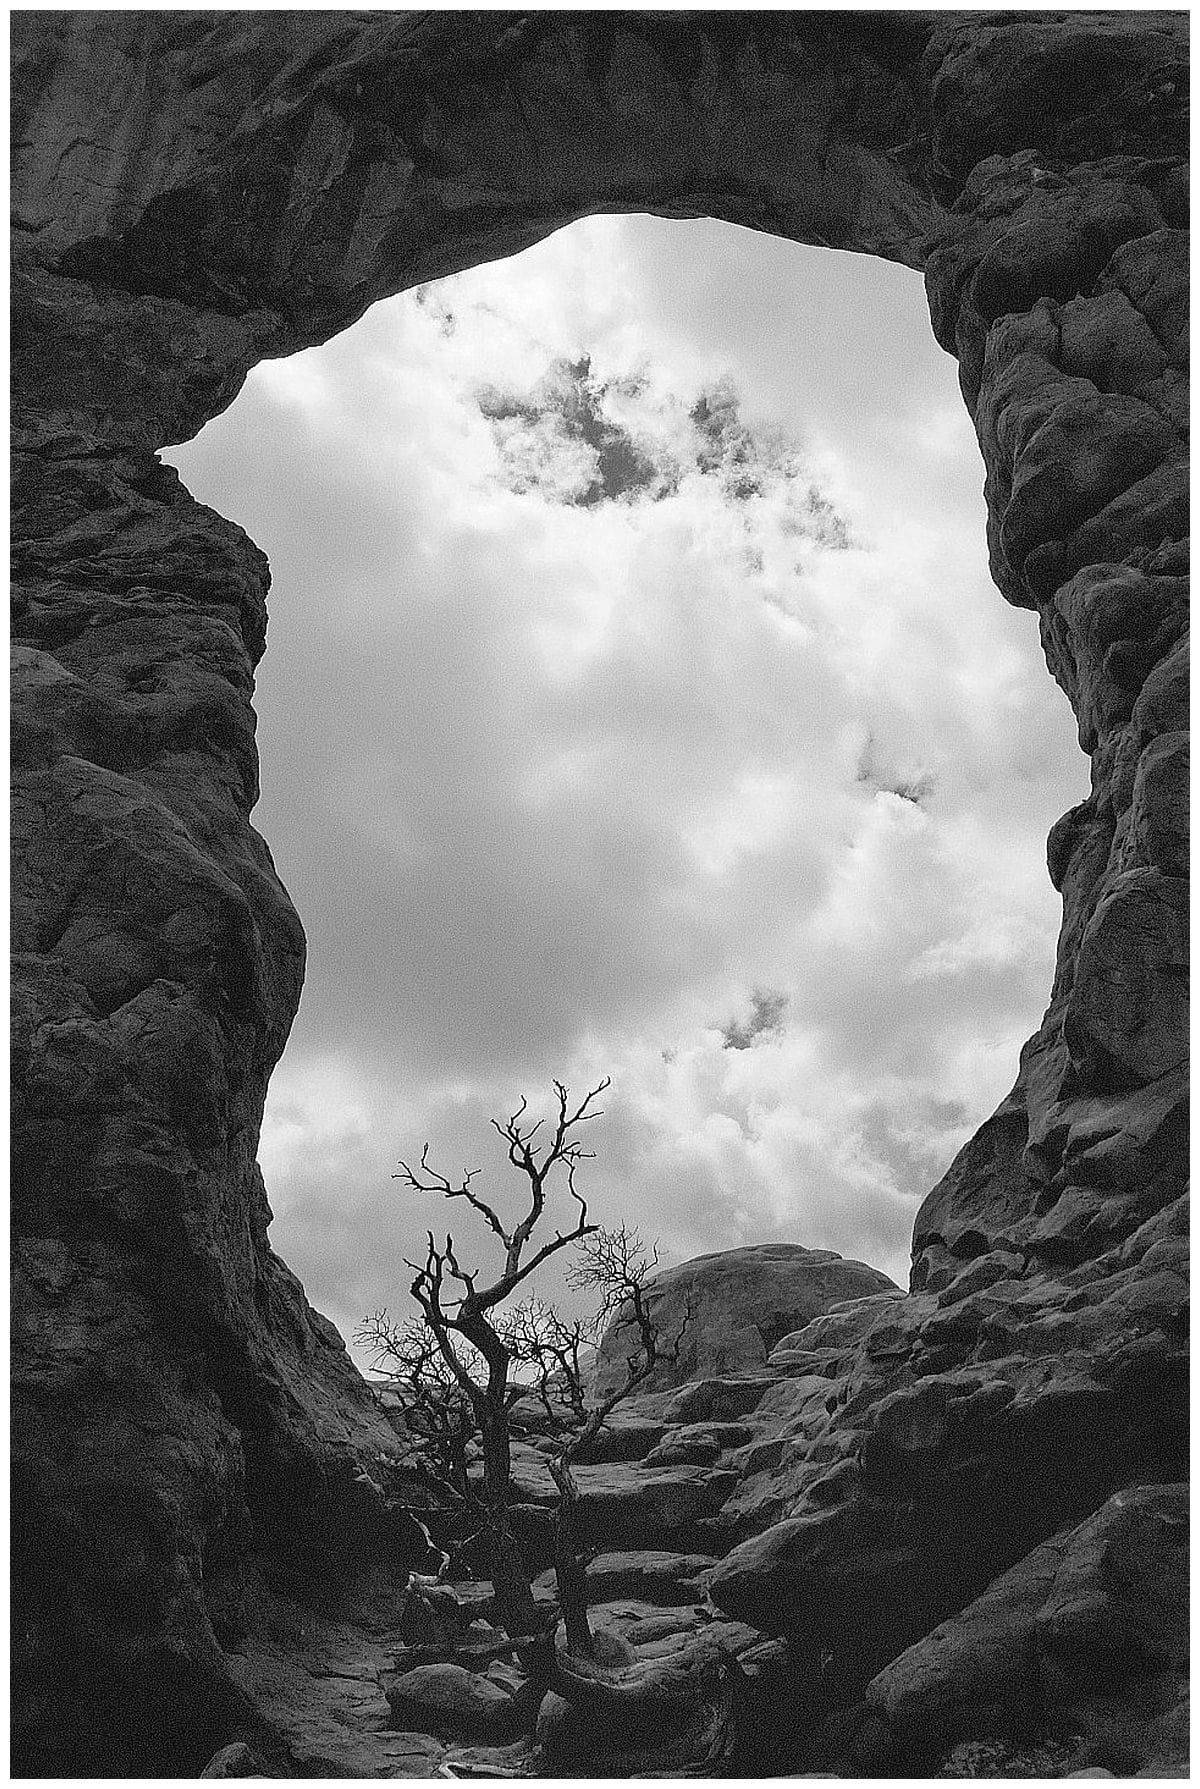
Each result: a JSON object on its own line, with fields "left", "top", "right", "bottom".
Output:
{"left": 11, "top": 10, "right": 1187, "bottom": 1777}
{"left": 593, "top": 1242, "right": 898, "bottom": 1395}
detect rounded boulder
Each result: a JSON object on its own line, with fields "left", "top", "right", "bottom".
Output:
{"left": 384, "top": 1662, "right": 513, "bottom": 1738}
{"left": 594, "top": 1243, "right": 899, "bottom": 1395}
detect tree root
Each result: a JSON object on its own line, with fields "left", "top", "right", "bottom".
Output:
{"left": 551, "top": 1626, "right": 741, "bottom": 1714}
{"left": 541, "top": 1628, "right": 745, "bottom": 1767}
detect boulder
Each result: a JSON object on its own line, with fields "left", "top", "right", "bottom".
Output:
{"left": 866, "top": 1485, "right": 1189, "bottom": 1772}
{"left": 595, "top": 1244, "right": 899, "bottom": 1396}
{"left": 1064, "top": 869, "right": 1188, "bottom": 1089}
{"left": 644, "top": 1421, "right": 754, "bottom": 1467}
{"left": 768, "top": 1291, "right": 910, "bottom": 1364}
{"left": 384, "top": 1662, "right": 515, "bottom": 1739}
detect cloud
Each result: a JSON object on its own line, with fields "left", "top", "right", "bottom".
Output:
{"left": 474, "top": 350, "right": 856, "bottom": 575}
{"left": 164, "top": 213, "right": 1088, "bottom": 1359}
{"left": 856, "top": 733, "right": 934, "bottom": 806}
{"left": 721, "top": 987, "right": 789, "bottom": 1051}
{"left": 478, "top": 356, "right": 665, "bottom": 506}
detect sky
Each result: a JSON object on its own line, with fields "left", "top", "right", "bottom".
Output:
{"left": 164, "top": 213, "right": 1087, "bottom": 1365}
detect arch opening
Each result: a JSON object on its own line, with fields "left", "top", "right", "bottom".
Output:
{"left": 164, "top": 212, "right": 1088, "bottom": 1352}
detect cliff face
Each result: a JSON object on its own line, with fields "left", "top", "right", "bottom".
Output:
{"left": 10, "top": 11, "right": 1188, "bottom": 1776}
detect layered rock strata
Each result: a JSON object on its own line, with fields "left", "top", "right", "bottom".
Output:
{"left": 10, "top": 10, "right": 1187, "bottom": 1776}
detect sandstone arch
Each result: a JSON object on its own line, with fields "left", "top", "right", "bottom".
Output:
{"left": 11, "top": 12, "right": 1187, "bottom": 1775}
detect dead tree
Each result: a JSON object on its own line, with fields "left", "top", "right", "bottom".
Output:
{"left": 506, "top": 1226, "right": 689, "bottom": 1658}
{"left": 355, "top": 1313, "right": 479, "bottom": 1557}
{"left": 364, "top": 1078, "right": 610, "bottom": 1639}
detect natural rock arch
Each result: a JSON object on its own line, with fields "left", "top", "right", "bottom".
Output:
{"left": 11, "top": 12, "right": 1187, "bottom": 1776}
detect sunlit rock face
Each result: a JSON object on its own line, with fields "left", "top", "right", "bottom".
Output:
{"left": 11, "top": 11, "right": 1187, "bottom": 1776}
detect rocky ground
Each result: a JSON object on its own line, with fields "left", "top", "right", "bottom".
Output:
{"left": 201, "top": 1260, "right": 1186, "bottom": 1777}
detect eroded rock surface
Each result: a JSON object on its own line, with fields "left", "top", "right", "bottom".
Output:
{"left": 867, "top": 1484, "right": 1188, "bottom": 1760}
{"left": 10, "top": 9, "right": 1187, "bottom": 1777}
{"left": 593, "top": 1241, "right": 899, "bottom": 1395}
{"left": 707, "top": 1203, "right": 1188, "bottom": 1764}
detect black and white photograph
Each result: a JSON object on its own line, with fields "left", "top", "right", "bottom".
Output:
{"left": 11, "top": 8, "right": 1189, "bottom": 1779}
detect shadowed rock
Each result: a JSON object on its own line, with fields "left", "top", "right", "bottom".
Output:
{"left": 866, "top": 1484, "right": 1188, "bottom": 1775}
{"left": 384, "top": 1663, "right": 517, "bottom": 1740}
{"left": 10, "top": 9, "right": 1188, "bottom": 1775}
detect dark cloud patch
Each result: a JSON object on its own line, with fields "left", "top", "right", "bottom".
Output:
{"left": 478, "top": 354, "right": 667, "bottom": 507}
{"left": 690, "top": 379, "right": 852, "bottom": 547}
{"left": 691, "top": 384, "right": 758, "bottom": 490}
{"left": 557, "top": 356, "right": 663, "bottom": 505}
{"left": 476, "top": 357, "right": 853, "bottom": 547}
{"left": 721, "top": 986, "right": 789, "bottom": 1050}
{"left": 783, "top": 484, "right": 853, "bottom": 550}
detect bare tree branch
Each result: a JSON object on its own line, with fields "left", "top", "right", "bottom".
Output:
{"left": 395, "top": 1146, "right": 510, "bottom": 1257}
{"left": 374, "top": 1078, "right": 661, "bottom": 1647}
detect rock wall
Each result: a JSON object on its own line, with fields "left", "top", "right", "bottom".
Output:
{"left": 11, "top": 11, "right": 1187, "bottom": 1776}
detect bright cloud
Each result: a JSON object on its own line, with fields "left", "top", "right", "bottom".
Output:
{"left": 165, "top": 214, "right": 1086, "bottom": 1363}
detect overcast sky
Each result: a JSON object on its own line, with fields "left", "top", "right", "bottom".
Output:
{"left": 165, "top": 213, "right": 1086, "bottom": 1364}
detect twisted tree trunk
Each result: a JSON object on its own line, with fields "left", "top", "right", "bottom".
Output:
{"left": 483, "top": 1511, "right": 543, "bottom": 1642}
{"left": 548, "top": 1455, "right": 594, "bottom": 1658}
{"left": 551, "top": 1626, "right": 741, "bottom": 1717}
{"left": 544, "top": 1627, "right": 745, "bottom": 1769}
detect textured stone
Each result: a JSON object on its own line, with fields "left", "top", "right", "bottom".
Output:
{"left": 9, "top": 10, "right": 1189, "bottom": 1775}
{"left": 643, "top": 1421, "right": 753, "bottom": 1468}
{"left": 659, "top": 1377, "right": 780, "bottom": 1425}
{"left": 594, "top": 1243, "right": 899, "bottom": 1396}
{"left": 1127, "top": 731, "right": 1188, "bottom": 878}
{"left": 571, "top": 1416, "right": 665, "bottom": 1464}
{"left": 866, "top": 1485, "right": 1188, "bottom": 1774}
{"left": 384, "top": 1663, "right": 514, "bottom": 1739}
{"left": 536, "top": 1550, "right": 719, "bottom": 1609}
{"left": 1064, "top": 870, "right": 1188, "bottom": 1090}
{"left": 572, "top": 1462, "right": 738, "bottom": 1551}
{"left": 223, "top": 1600, "right": 450, "bottom": 1777}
